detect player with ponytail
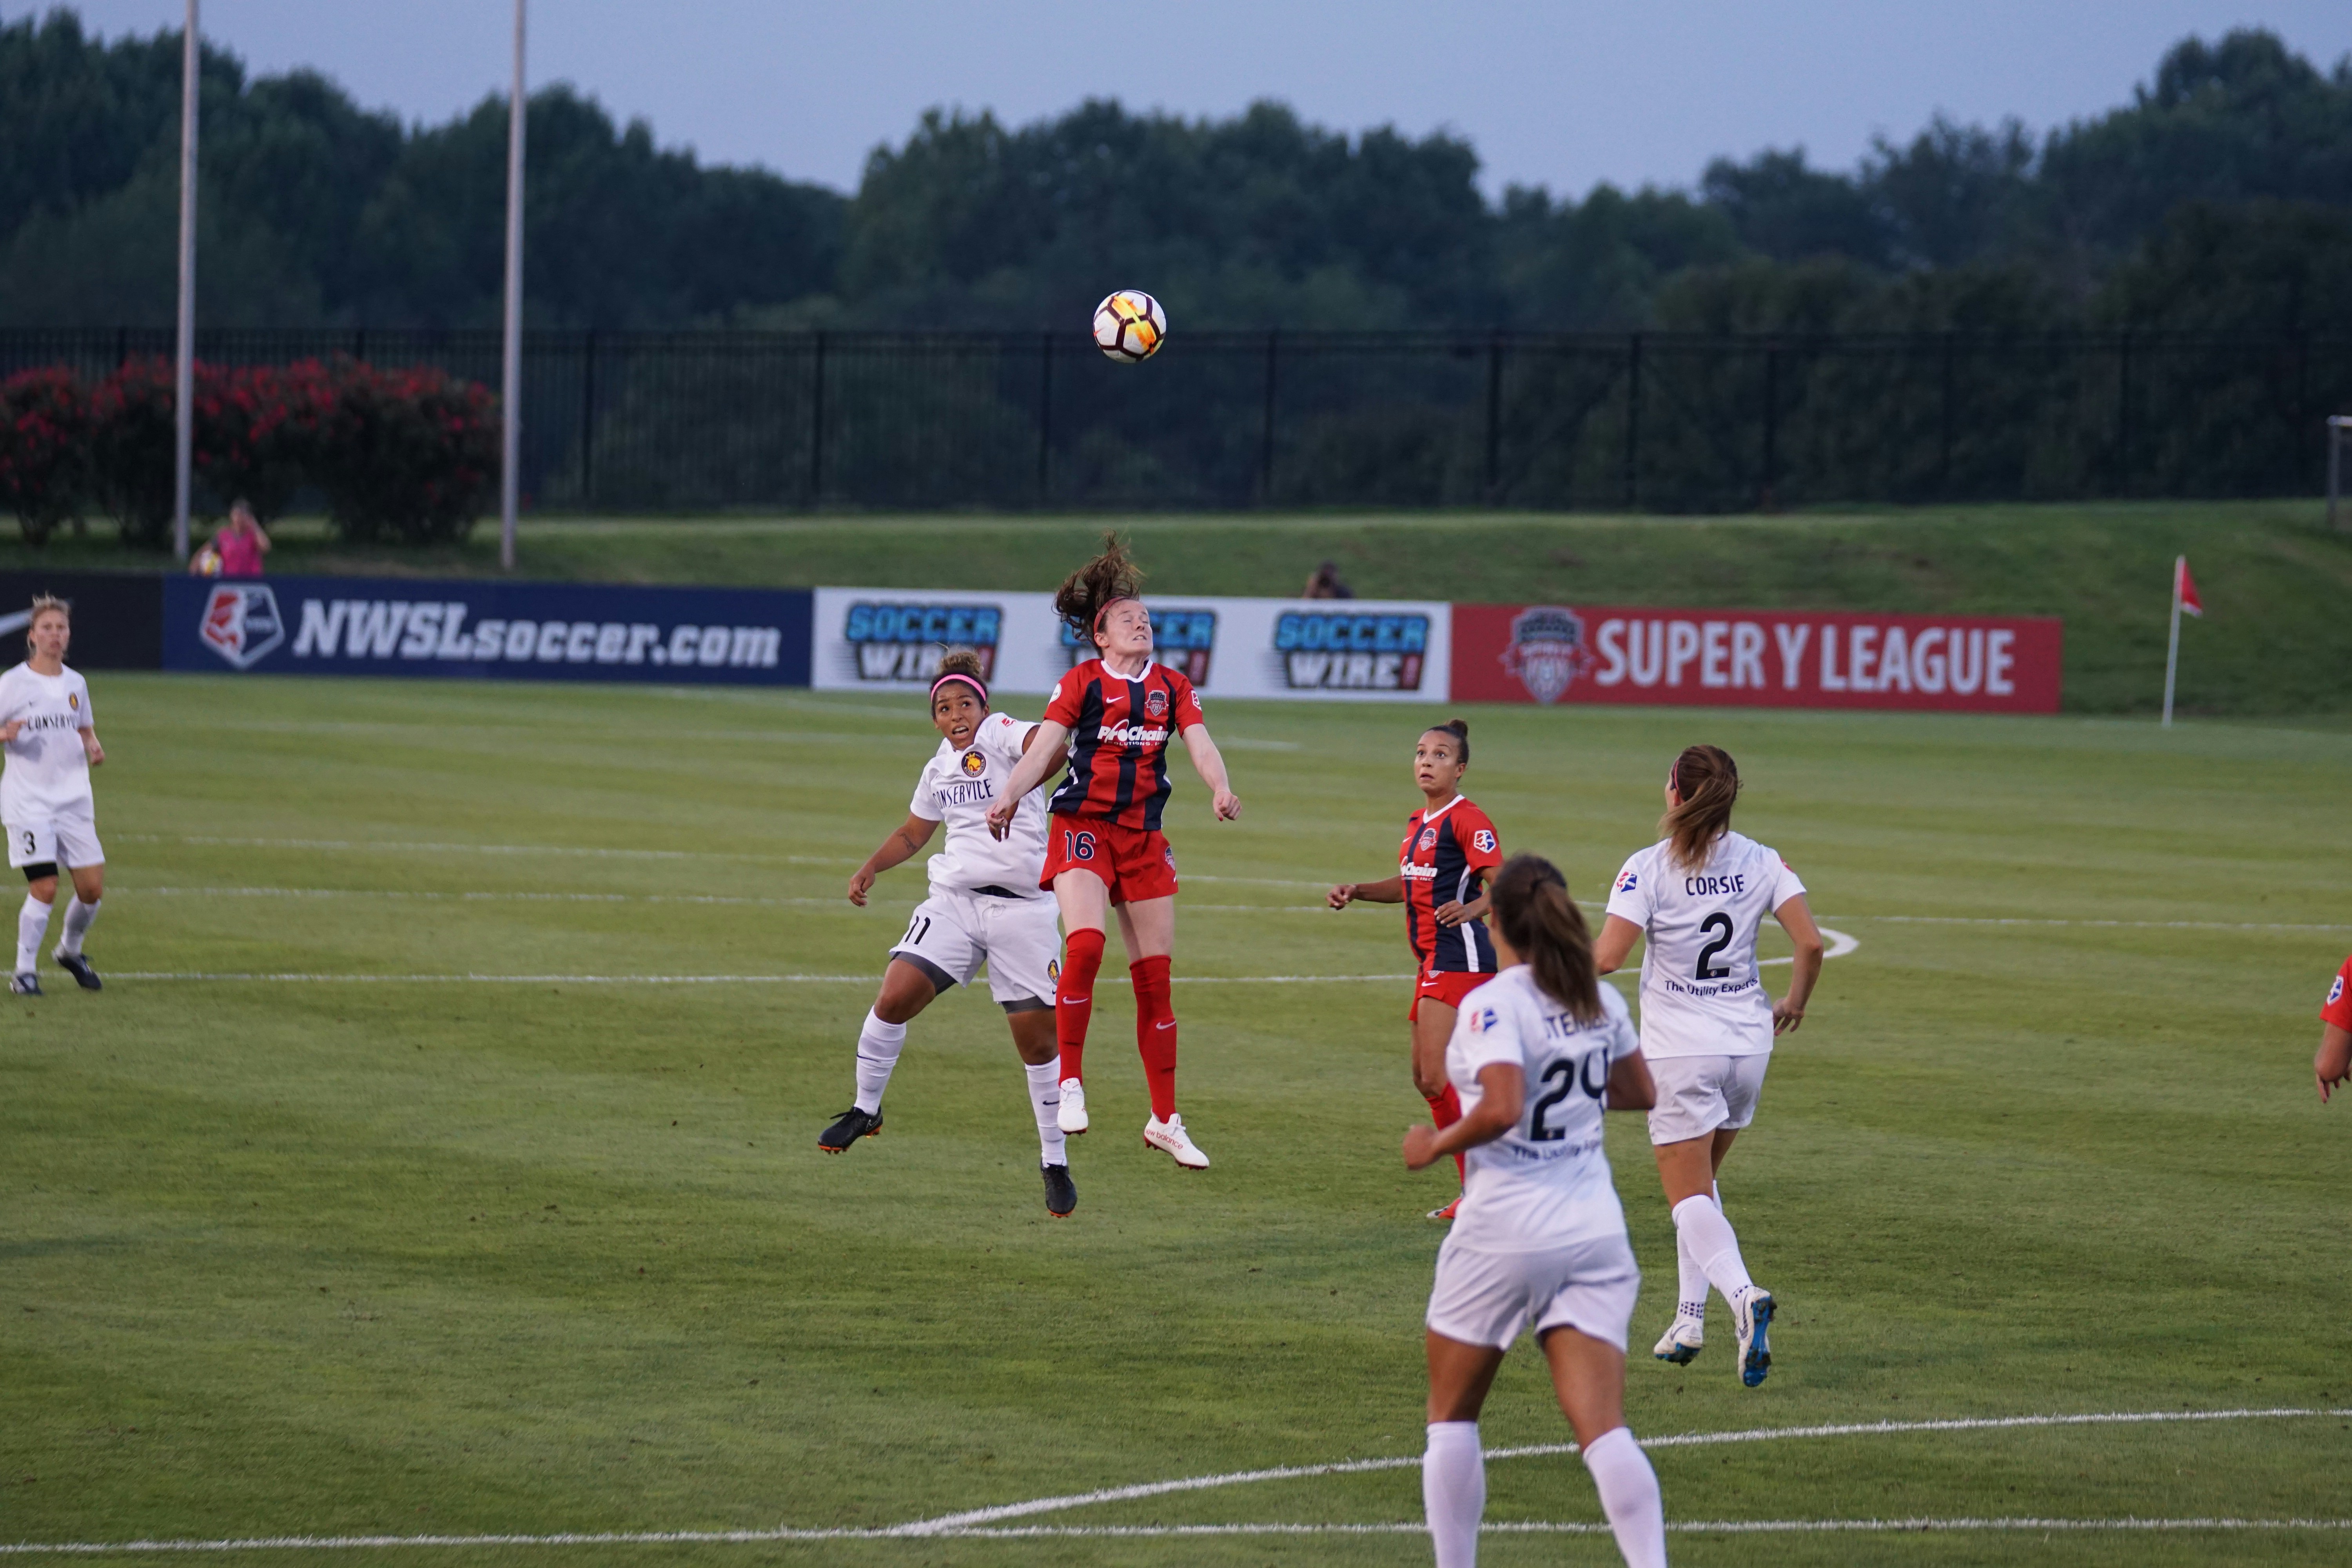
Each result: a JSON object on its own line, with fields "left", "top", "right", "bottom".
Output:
{"left": 985, "top": 534, "right": 1240, "bottom": 1171}
{"left": 1594, "top": 744, "right": 1825, "bottom": 1387}
{"left": 821, "top": 650, "right": 1079, "bottom": 1219}
{"left": 1405, "top": 855, "right": 1664, "bottom": 1568}
{"left": 1330, "top": 717, "right": 1502, "bottom": 1219}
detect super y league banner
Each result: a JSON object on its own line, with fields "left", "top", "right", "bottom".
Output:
{"left": 164, "top": 575, "right": 813, "bottom": 686}
{"left": 1452, "top": 604, "right": 2062, "bottom": 712}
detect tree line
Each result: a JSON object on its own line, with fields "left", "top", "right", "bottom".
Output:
{"left": 1, "top": 9, "right": 2348, "bottom": 341}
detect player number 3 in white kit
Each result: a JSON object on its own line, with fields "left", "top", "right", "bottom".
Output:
{"left": 0, "top": 597, "right": 108, "bottom": 996}
{"left": 1404, "top": 855, "right": 1668, "bottom": 1568}
{"left": 1596, "top": 744, "right": 1825, "bottom": 1390}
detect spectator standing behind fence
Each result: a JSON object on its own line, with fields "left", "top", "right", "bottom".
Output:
{"left": 1302, "top": 561, "right": 1356, "bottom": 599}
{"left": 191, "top": 501, "right": 270, "bottom": 578}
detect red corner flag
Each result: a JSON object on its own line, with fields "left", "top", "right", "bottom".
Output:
{"left": 2176, "top": 556, "right": 2203, "bottom": 618}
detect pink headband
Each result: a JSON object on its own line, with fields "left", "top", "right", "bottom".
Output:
{"left": 1094, "top": 595, "right": 1141, "bottom": 632}
{"left": 930, "top": 670, "right": 987, "bottom": 706}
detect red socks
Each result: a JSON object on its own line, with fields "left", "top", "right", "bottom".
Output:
{"left": 1131, "top": 955, "right": 1178, "bottom": 1120}
{"left": 1425, "top": 1085, "right": 1466, "bottom": 1182}
{"left": 1056, "top": 928, "right": 1105, "bottom": 1082}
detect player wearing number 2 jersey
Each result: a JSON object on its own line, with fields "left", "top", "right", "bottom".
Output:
{"left": 1406, "top": 855, "right": 1666, "bottom": 1568}
{"left": 1329, "top": 719, "right": 1500, "bottom": 1220}
{"left": 820, "top": 652, "right": 1078, "bottom": 1219}
{"left": 985, "top": 535, "right": 1241, "bottom": 1172}
{"left": 1595, "top": 744, "right": 1824, "bottom": 1388}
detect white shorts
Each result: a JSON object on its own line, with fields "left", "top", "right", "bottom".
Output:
{"left": 1646, "top": 1053, "right": 1770, "bottom": 1145}
{"left": 6, "top": 809, "right": 103, "bottom": 871}
{"left": 890, "top": 887, "right": 1061, "bottom": 1009}
{"left": 1425, "top": 1230, "right": 1641, "bottom": 1353}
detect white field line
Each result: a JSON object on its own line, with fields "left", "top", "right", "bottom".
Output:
{"left": 1826, "top": 913, "right": 2352, "bottom": 933}
{"left": 127, "top": 887, "right": 907, "bottom": 910}
{"left": 114, "top": 835, "right": 859, "bottom": 866}
{"left": 4, "top": 1409, "right": 2342, "bottom": 1557}
{"left": 103, "top": 972, "right": 1424, "bottom": 986}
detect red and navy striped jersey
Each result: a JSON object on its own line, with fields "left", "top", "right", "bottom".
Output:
{"left": 1402, "top": 795, "right": 1501, "bottom": 973}
{"left": 1043, "top": 658, "right": 1206, "bottom": 830}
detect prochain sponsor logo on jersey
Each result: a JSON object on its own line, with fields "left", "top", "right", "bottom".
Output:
{"left": 1060, "top": 610, "right": 1215, "bottom": 684}
{"left": 230, "top": 597, "right": 785, "bottom": 671}
{"left": 843, "top": 602, "right": 1001, "bottom": 682}
{"left": 1274, "top": 611, "right": 1429, "bottom": 691}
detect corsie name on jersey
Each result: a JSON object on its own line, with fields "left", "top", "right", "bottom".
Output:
{"left": 1680, "top": 873, "right": 1749, "bottom": 896}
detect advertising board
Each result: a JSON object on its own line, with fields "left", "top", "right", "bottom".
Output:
{"left": 0, "top": 572, "right": 165, "bottom": 670}
{"left": 163, "top": 575, "right": 813, "bottom": 686}
{"left": 812, "top": 589, "right": 1453, "bottom": 703}
{"left": 1452, "top": 604, "right": 2062, "bottom": 712}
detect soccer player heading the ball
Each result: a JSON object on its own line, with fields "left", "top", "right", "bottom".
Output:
{"left": 1329, "top": 719, "right": 1503, "bottom": 1221}
{"left": 1405, "top": 854, "right": 1665, "bottom": 1568}
{"left": 2314, "top": 953, "right": 2352, "bottom": 1102}
{"left": 985, "top": 534, "right": 1241, "bottom": 1171}
{"left": 1594, "top": 744, "right": 1824, "bottom": 1388}
{"left": 0, "top": 595, "right": 107, "bottom": 996}
{"left": 821, "top": 651, "right": 1076, "bottom": 1219}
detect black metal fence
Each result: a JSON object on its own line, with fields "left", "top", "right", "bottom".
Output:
{"left": 6, "top": 327, "right": 2347, "bottom": 512}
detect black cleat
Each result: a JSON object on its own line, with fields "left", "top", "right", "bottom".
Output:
{"left": 817, "top": 1106, "right": 882, "bottom": 1153}
{"left": 54, "top": 952, "right": 100, "bottom": 991}
{"left": 1042, "top": 1161, "right": 1077, "bottom": 1218}
{"left": 9, "top": 971, "right": 41, "bottom": 996}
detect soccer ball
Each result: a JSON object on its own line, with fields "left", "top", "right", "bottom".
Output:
{"left": 1092, "top": 290, "right": 1167, "bottom": 363}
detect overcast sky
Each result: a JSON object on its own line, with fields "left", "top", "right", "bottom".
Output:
{"left": 24, "top": 1, "right": 2352, "bottom": 196}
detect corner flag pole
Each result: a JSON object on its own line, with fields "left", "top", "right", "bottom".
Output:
{"left": 498, "top": 0, "right": 527, "bottom": 573}
{"left": 171, "top": 0, "right": 199, "bottom": 564}
{"left": 2161, "top": 555, "right": 2184, "bottom": 728}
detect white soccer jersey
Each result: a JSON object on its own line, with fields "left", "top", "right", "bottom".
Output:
{"left": 1604, "top": 830, "right": 1806, "bottom": 1060}
{"left": 1445, "top": 966, "right": 1643, "bottom": 1252}
{"left": 907, "top": 711, "right": 1050, "bottom": 896}
{"left": 0, "top": 662, "right": 95, "bottom": 822}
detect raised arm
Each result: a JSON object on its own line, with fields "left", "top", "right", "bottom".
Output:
{"left": 1592, "top": 915, "right": 1644, "bottom": 975}
{"left": 983, "top": 719, "right": 1071, "bottom": 838}
{"left": 1330, "top": 874, "right": 1406, "bottom": 910}
{"left": 846, "top": 814, "right": 938, "bottom": 906}
{"left": 1771, "top": 893, "right": 1825, "bottom": 1034}
{"left": 1181, "top": 723, "right": 1241, "bottom": 821}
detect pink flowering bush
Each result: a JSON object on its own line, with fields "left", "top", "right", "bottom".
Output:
{"left": 0, "top": 368, "right": 92, "bottom": 545}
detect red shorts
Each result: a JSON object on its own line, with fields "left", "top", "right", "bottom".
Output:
{"left": 1041, "top": 815, "right": 1179, "bottom": 904}
{"left": 1409, "top": 967, "right": 1489, "bottom": 1023}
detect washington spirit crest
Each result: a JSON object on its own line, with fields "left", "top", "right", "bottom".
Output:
{"left": 199, "top": 584, "right": 285, "bottom": 670}
{"left": 1499, "top": 605, "right": 1591, "bottom": 704}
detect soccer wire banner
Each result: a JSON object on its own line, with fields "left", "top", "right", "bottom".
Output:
{"left": 164, "top": 575, "right": 813, "bottom": 686}
{"left": 1451, "top": 603, "right": 2062, "bottom": 712}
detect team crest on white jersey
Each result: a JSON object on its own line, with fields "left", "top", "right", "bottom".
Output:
{"left": 1468, "top": 1006, "right": 1497, "bottom": 1033}
{"left": 1499, "top": 605, "right": 1593, "bottom": 705}
{"left": 1615, "top": 870, "right": 1638, "bottom": 893}
{"left": 960, "top": 750, "right": 986, "bottom": 777}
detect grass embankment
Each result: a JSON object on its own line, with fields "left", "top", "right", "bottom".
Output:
{"left": 8, "top": 499, "right": 2348, "bottom": 714}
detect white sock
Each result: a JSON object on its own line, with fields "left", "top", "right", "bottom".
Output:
{"left": 1025, "top": 1059, "right": 1067, "bottom": 1165}
{"left": 16, "top": 893, "right": 50, "bottom": 975}
{"left": 1674, "top": 1182, "right": 1720, "bottom": 1321}
{"left": 1672, "top": 1192, "right": 1755, "bottom": 1302}
{"left": 58, "top": 896, "right": 98, "bottom": 957}
{"left": 852, "top": 1010, "right": 907, "bottom": 1114}
{"left": 1581, "top": 1426, "right": 1666, "bottom": 1568}
{"left": 1422, "top": 1421, "right": 1484, "bottom": 1568}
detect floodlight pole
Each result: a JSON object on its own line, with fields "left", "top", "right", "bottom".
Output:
{"left": 499, "top": 0, "right": 527, "bottom": 572}
{"left": 171, "top": 0, "right": 199, "bottom": 563}
{"left": 2329, "top": 414, "right": 2348, "bottom": 532}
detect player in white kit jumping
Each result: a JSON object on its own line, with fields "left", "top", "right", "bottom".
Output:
{"left": 1405, "top": 854, "right": 1666, "bottom": 1568}
{"left": 1595, "top": 744, "right": 1824, "bottom": 1387}
{"left": 819, "top": 652, "right": 1075, "bottom": 1217}
{"left": 0, "top": 596, "right": 107, "bottom": 996}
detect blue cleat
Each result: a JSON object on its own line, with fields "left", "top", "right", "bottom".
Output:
{"left": 1735, "top": 1289, "right": 1775, "bottom": 1387}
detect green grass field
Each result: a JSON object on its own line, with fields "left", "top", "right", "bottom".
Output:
{"left": 5, "top": 674, "right": 2352, "bottom": 1566}
{"left": 9, "top": 498, "right": 2351, "bottom": 714}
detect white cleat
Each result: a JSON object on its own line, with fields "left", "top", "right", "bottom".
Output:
{"left": 1732, "top": 1287, "right": 1775, "bottom": 1387}
{"left": 1653, "top": 1312, "right": 1705, "bottom": 1365}
{"left": 1056, "top": 1078, "right": 1089, "bottom": 1136}
{"left": 1143, "top": 1112, "right": 1210, "bottom": 1170}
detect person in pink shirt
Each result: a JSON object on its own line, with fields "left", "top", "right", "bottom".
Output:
{"left": 193, "top": 500, "right": 271, "bottom": 578}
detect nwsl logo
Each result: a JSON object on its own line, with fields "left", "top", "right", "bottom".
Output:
{"left": 199, "top": 584, "right": 285, "bottom": 670}
{"left": 1500, "top": 606, "right": 1592, "bottom": 705}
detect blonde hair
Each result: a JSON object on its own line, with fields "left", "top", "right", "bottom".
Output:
{"left": 25, "top": 594, "right": 68, "bottom": 655}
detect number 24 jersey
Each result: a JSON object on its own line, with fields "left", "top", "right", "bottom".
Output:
{"left": 1446, "top": 966, "right": 1643, "bottom": 1252}
{"left": 1604, "top": 830, "right": 1805, "bottom": 1060}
